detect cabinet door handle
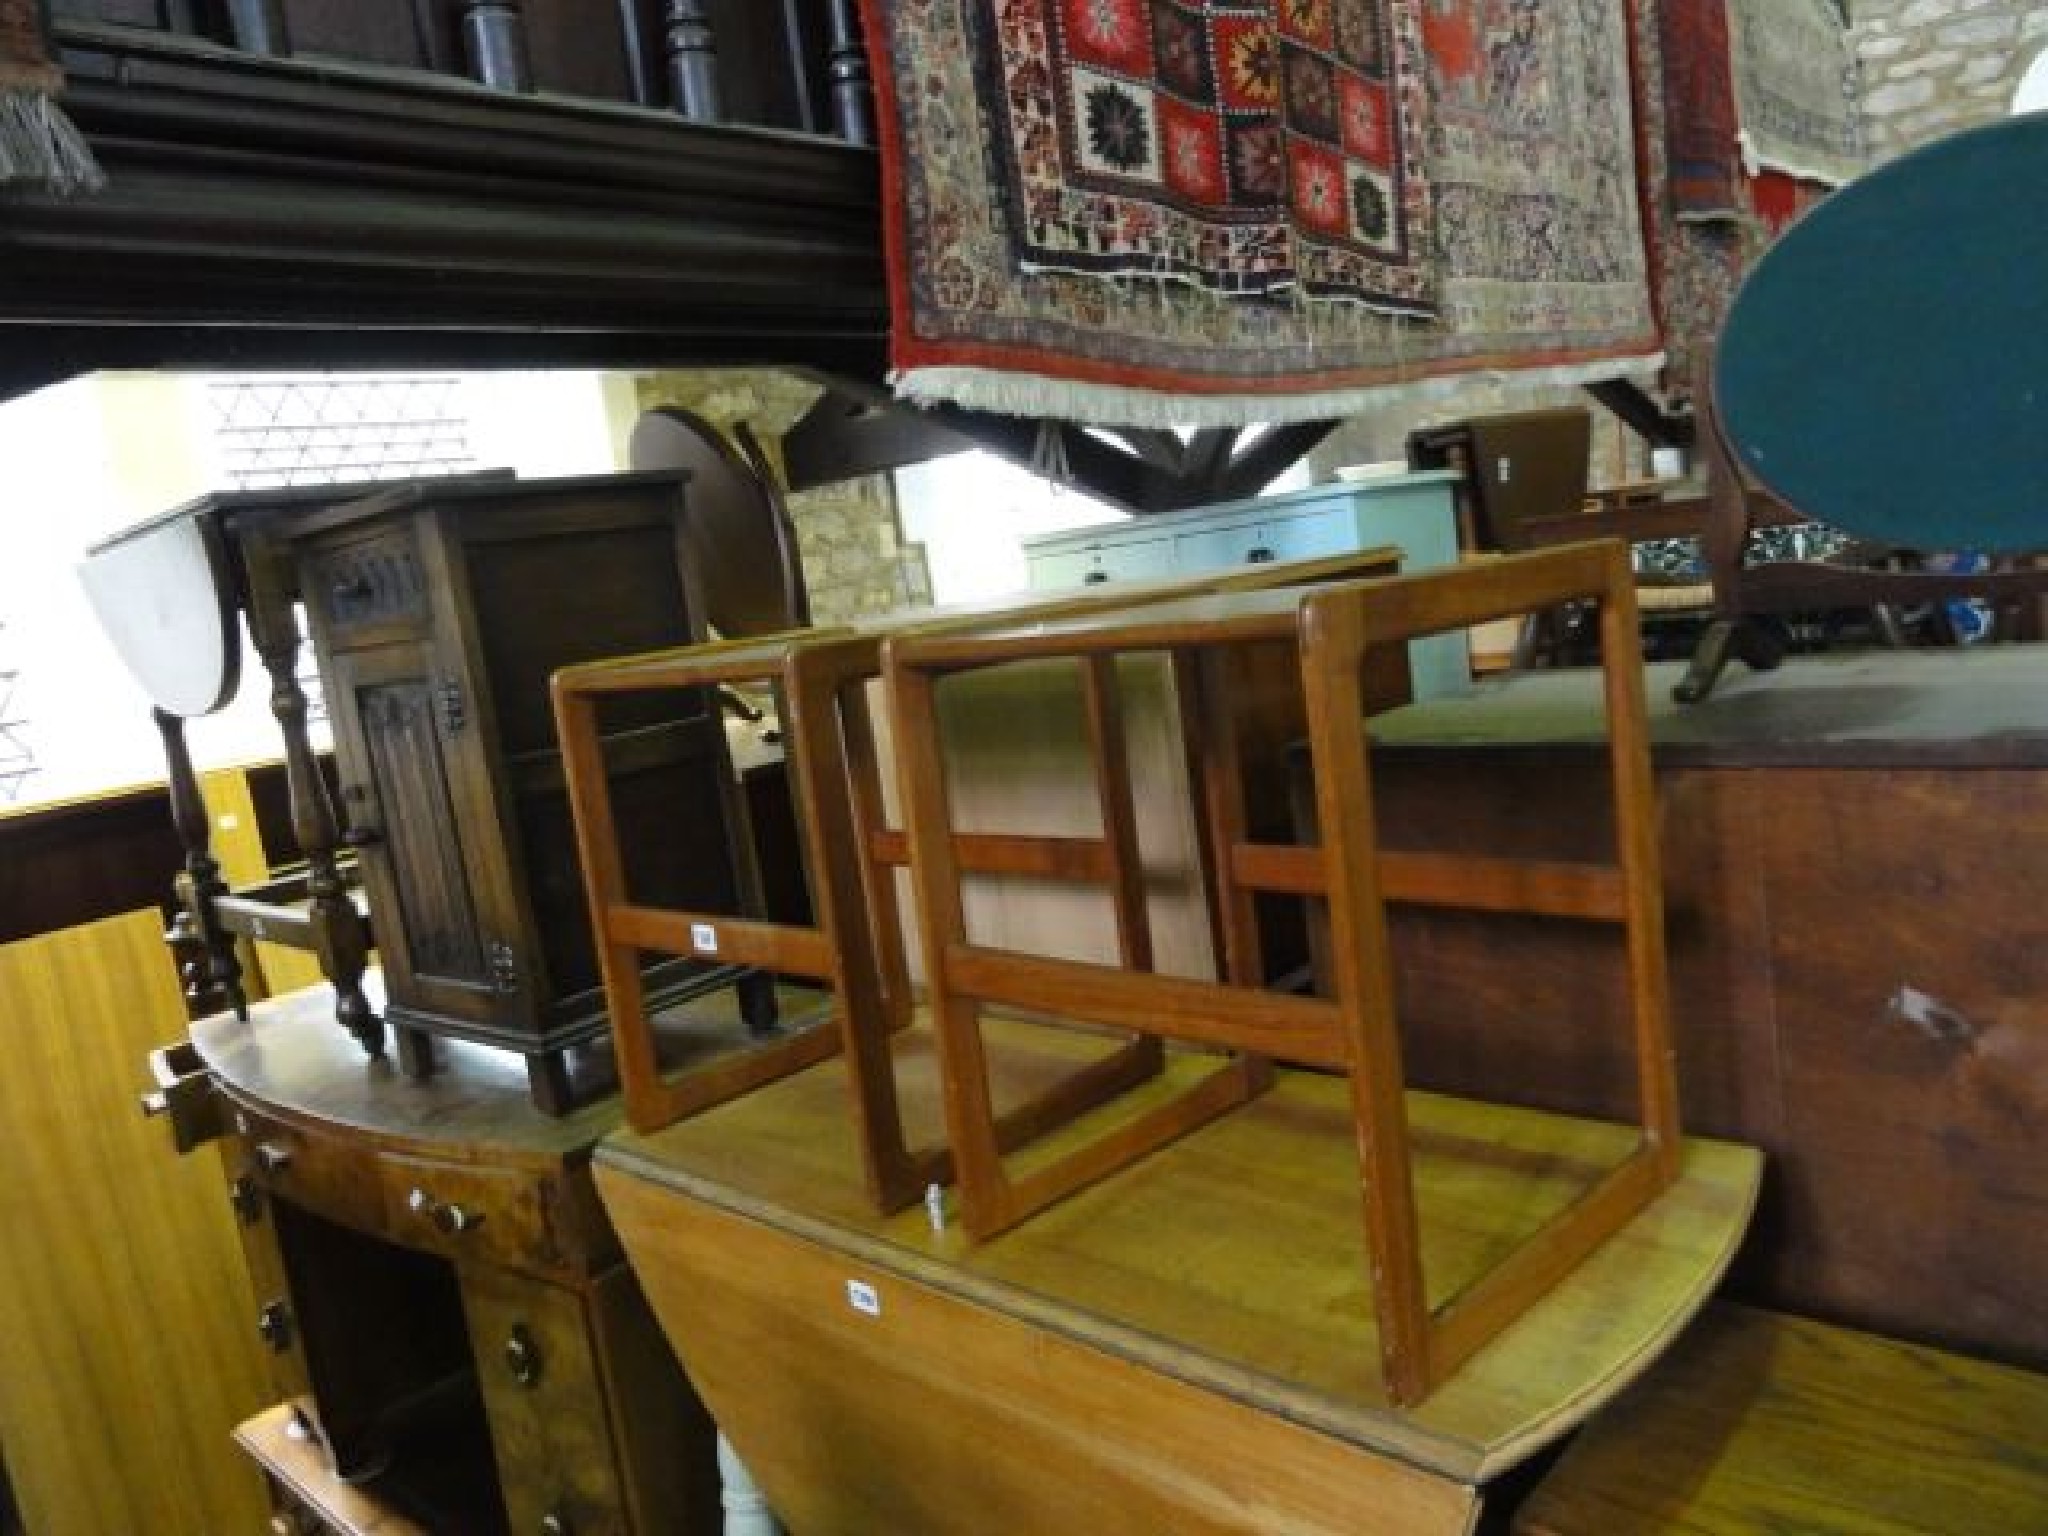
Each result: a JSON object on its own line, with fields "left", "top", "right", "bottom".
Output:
{"left": 1245, "top": 546, "right": 1275, "bottom": 564}
{"left": 1083, "top": 570, "right": 1110, "bottom": 586}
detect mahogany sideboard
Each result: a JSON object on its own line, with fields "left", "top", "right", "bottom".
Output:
{"left": 1364, "top": 646, "right": 2048, "bottom": 1370}
{"left": 165, "top": 983, "right": 722, "bottom": 1535}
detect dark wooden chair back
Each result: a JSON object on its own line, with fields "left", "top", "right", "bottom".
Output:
{"left": 1408, "top": 408, "right": 1593, "bottom": 553}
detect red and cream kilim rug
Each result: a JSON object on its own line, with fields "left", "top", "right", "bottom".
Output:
{"left": 981, "top": 0, "right": 1437, "bottom": 311}
{"left": 861, "top": 0, "right": 1662, "bottom": 424}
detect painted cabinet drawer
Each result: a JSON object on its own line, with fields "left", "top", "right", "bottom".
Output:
{"left": 1174, "top": 522, "right": 1286, "bottom": 570}
{"left": 1028, "top": 535, "right": 1176, "bottom": 589}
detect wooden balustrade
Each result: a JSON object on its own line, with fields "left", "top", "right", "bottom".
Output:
{"left": 50, "top": 0, "right": 867, "bottom": 139}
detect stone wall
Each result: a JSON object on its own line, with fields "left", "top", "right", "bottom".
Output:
{"left": 632, "top": 371, "right": 932, "bottom": 626}
{"left": 1855, "top": 0, "right": 2048, "bottom": 162}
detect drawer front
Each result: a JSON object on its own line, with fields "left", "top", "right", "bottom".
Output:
{"left": 229, "top": 1105, "right": 389, "bottom": 1237}
{"left": 1028, "top": 537, "right": 1174, "bottom": 590}
{"left": 1174, "top": 522, "right": 1283, "bottom": 571}
{"left": 380, "top": 1151, "right": 569, "bottom": 1275}
{"left": 303, "top": 527, "right": 428, "bottom": 641}
{"left": 1263, "top": 506, "right": 1355, "bottom": 561}
{"left": 461, "top": 1265, "right": 629, "bottom": 1536}
{"left": 218, "top": 1136, "right": 316, "bottom": 1404}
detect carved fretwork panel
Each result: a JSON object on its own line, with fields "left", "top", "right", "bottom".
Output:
{"left": 359, "top": 681, "right": 488, "bottom": 987}
{"left": 307, "top": 535, "right": 429, "bottom": 634}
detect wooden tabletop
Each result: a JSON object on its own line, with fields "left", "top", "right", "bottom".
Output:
{"left": 1516, "top": 1302, "right": 2048, "bottom": 1534}
{"left": 193, "top": 984, "right": 620, "bottom": 1167}
{"left": 599, "top": 1014, "right": 1761, "bottom": 1482}
{"left": 192, "top": 978, "right": 815, "bottom": 1168}
{"left": 1370, "top": 648, "right": 2048, "bottom": 769}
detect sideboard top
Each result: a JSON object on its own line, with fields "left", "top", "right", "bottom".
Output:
{"left": 1372, "top": 649, "right": 2048, "bottom": 769}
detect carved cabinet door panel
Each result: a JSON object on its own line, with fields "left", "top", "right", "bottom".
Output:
{"left": 323, "top": 640, "right": 525, "bottom": 1033}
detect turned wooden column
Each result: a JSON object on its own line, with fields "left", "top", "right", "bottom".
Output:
{"left": 664, "top": 1, "right": 722, "bottom": 121}
{"left": 223, "top": 0, "right": 291, "bottom": 55}
{"left": 461, "top": 0, "right": 534, "bottom": 92}
{"left": 824, "top": 0, "right": 874, "bottom": 146}
{"left": 153, "top": 707, "right": 247, "bottom": 1022}
{"left": 241, "top": 537, "right": 387, "bottom": 1062}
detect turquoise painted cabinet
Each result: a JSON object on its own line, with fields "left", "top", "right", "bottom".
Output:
{"left": 1022, "top": 471, "right": 1468, "bottom": 698}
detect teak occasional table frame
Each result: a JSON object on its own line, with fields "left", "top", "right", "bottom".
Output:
{"left": 554, "top": 625, "right": 1166, "bottom": 1215}
{"left": 884, "top": 541, "right": 1681, "bottom": 1405}
{"left": 552, "top": 550, "right": 1404, "bottom": 1214}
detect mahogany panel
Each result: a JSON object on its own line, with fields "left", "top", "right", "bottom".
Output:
{"left": 0, "top": 788, "right": 180, "bottom": 944}
{"left": 1372, "top": 747, "right": 1783, "bottom": 1150}
{"left": 1755, "top": 768, "right": 2048, "bottom": 1367}
{"left": 1371, "top": 731, "right": 2048, "bottom": 1369}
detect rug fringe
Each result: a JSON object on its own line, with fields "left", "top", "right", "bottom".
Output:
{"left": 0, "top": 88, "right": 105, "bottom": 194}
{"left": 893, "top": 353, "right": 1669, "bottom": 430}
{"left": 1736, "top": 129, "right": 1852, "bottom": 189}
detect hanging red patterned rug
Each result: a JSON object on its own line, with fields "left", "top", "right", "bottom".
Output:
{"left": 0, "top": 0, "right": 103, "bottom": 193}
{"left": 859, "top": 0, "right": 1662, "bottom": 425}
{"left": 1658, "top": 0, "right": 1741, "bottom": 222}
{"left": 980, "top": 0, "right": 1436, "bottom": 311}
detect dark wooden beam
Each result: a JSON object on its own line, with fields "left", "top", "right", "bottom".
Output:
{"left": 925, "top": 416, "right": 1182, "bottom": 513}
{"left": 1097, "top": 428, "right": 1187, "bottom": 477}
{"left": 1584, "top": 378, "right": 1694, "bottom": 450}
{"left": 795, "top": 372, "right": 1191, "bottom": 513}
{"left": 0, "top": 23, "right": 885, "bottom": 381}
{"left": 1215, "top": 421, "right": 1340, "bottom": 501}
{"left": 0, "top": 353, "right": 81, "bottom": 405}
{"left": 1180, "top": 427, "right": 1239, "bottom": 496}
{"left": 782, "top": 392, "right": 973, "bottom": 489}
{"left": 786, "top": 377, "right": 1334, "bottom": 515}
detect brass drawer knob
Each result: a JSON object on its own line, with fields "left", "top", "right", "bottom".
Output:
{"left": 256, "top": 1300, "right": 294, "bottom": 1353}
{"left": 254, "top": 1141, "right": 294, "bottom": 1176}
{"left": 504, "top": 1324, "right": 543, "bottom": 1387}
{"left": 228, "top": 1175, "right": 264, "bottom": 1225}
{"left": 408, "top": 1185, "right": 484, "bottom": 1236}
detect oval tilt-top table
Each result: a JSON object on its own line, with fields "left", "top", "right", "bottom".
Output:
{"left": 1679, "top": 111, "right": 2048, "bottom": 700}
{"left": 1718, "top": 113, "right": 2048, "bottom": 554}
